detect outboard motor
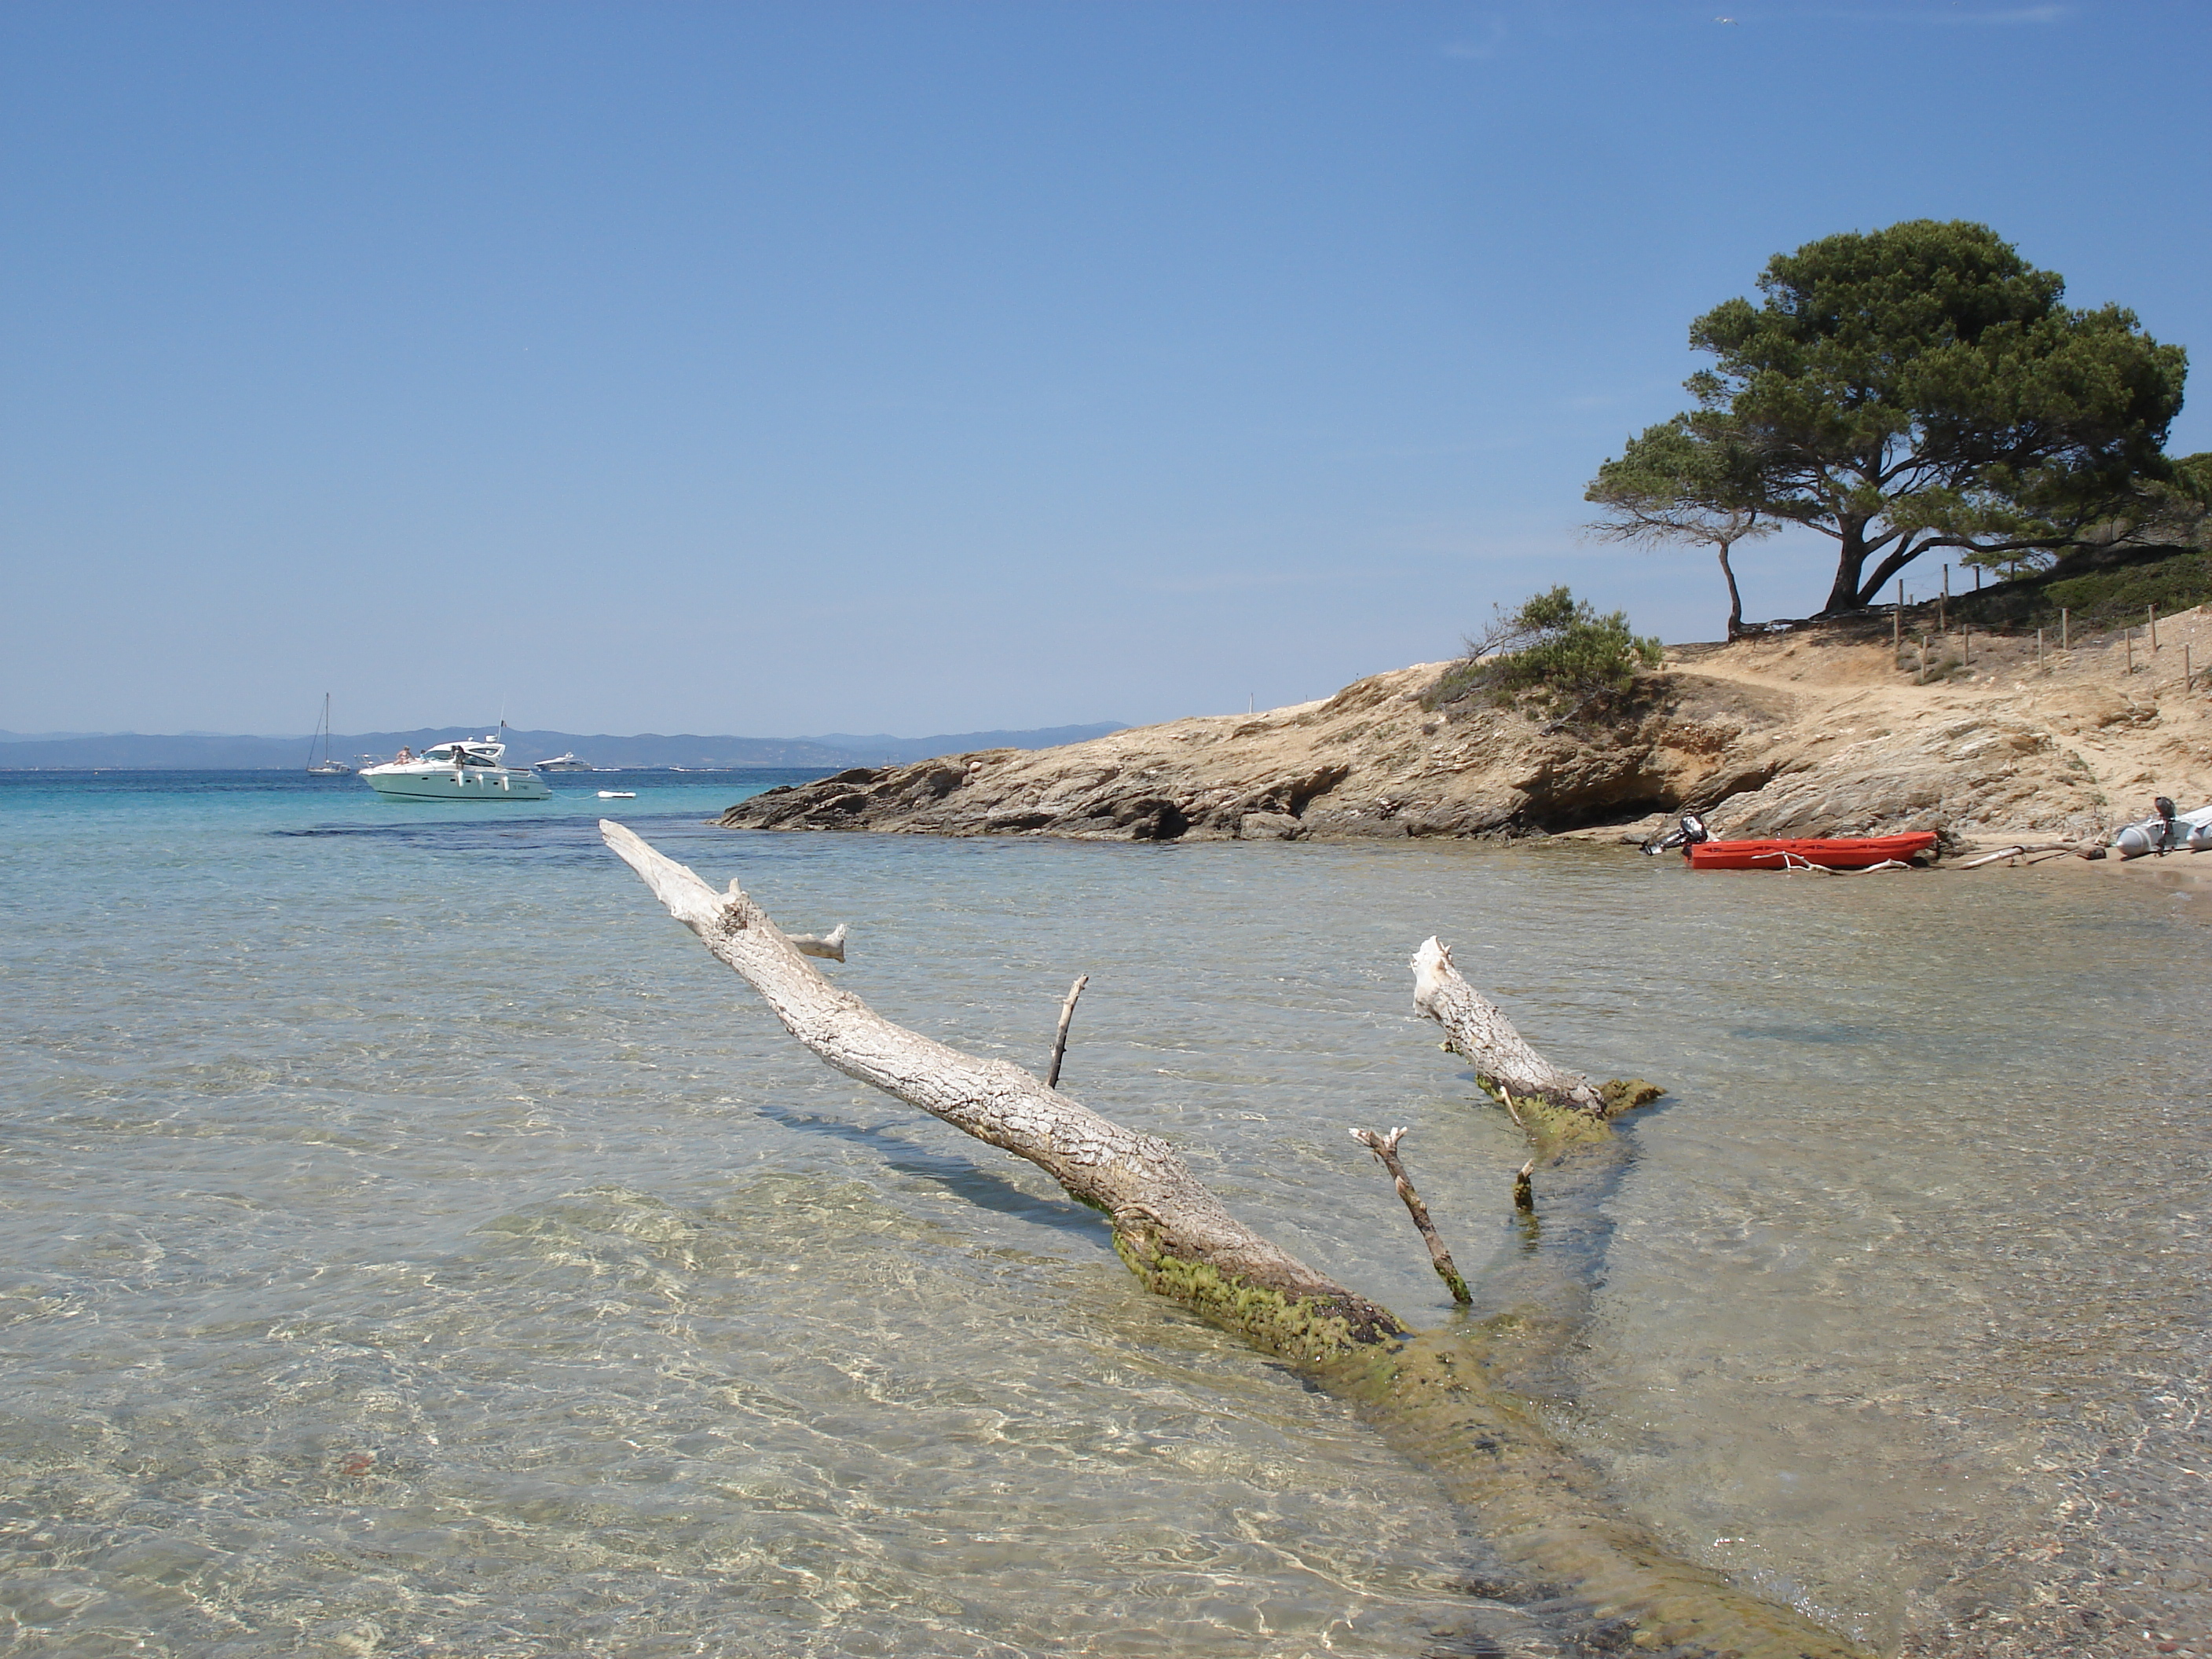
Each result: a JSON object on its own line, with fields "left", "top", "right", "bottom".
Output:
{"left": 1643, "top": 811, "right": 1710, "bottom": 855}
{"left": 2114, "top": 797, "right": 2187, "bottom": 859}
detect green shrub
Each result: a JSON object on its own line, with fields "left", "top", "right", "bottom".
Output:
{"left": 1954, "top": 544, "right": 2212, "bottom": 632}
{"left": 1427, "top": 587, "right": 1664, "bottom": 709}
{"left": 2041, "top": 551, "right": 2212, "bottom": 626}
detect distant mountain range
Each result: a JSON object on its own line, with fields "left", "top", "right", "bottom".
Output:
{"left": 0, "top": 723, "right": 1126, "bottom": 772}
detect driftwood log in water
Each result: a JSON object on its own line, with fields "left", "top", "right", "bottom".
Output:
{"left": 1412, "top": 935, "right": 1668, "bottom": 1153}
{"left": 602, "top": 821, "right": 1398, "bottom": 1357}
{"left": 601, "top": 821, "right": 1873, "bottom": 1659}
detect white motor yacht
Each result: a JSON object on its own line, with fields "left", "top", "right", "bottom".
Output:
{"left": 533, "top": 752, "right": 592, "bottom": 771}
{"left": 361, "top": 737, "right": 552, "bottom": 802}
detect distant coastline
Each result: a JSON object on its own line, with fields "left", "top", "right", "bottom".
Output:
{"left": 0, "top": 722, "right": 1124, "bottom": 773}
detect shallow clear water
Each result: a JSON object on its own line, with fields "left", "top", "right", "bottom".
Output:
{"left": 2, "top": 772, "right": 2207, "bottom": 1656}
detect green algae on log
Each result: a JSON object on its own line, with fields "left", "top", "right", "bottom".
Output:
{"left": 600, "top": 822, "right": 1873, "bottom": 1659}
{"left": 1328, "top": 1331, "right": 1873, "bottom": 1659}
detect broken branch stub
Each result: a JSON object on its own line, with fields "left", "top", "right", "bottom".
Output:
{"left": 1045, "top": 973, "right": 1088, "bottom": 1089}
{"left": 787, "top": 923, "right": 848, "bottom": 961}
{"left": 600, "top": 821, "right": 1401, "bottom": 1359}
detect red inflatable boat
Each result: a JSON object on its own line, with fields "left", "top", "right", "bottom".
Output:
{"left": 1686, "top": 831, "right": 1938, "bottom": 870}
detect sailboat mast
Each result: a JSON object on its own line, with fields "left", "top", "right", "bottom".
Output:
{"left": 306, "top": 693, "right": 337, "bottom": 771}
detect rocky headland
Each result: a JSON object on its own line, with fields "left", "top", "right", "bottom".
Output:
{"left": 720, "top": 609, "right": 2212, "bottom": 850}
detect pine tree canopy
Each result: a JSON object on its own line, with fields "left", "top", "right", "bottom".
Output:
{"left": 1591, "top": 220, "right": 2188, "bottom": 617}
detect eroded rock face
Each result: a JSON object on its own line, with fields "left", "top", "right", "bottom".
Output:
{"left": 718, "top": 620, "right": 2212, "bottom": 847}
{"left": 1703, "top": 716, "right": 2105, "bottom": 842}
{"left": 725, "top": 665, "right": 1793, "bottom": 841}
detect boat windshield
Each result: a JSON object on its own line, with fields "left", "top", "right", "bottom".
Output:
{"left": 424, "top": 743, "right": 503, "bottom": 765}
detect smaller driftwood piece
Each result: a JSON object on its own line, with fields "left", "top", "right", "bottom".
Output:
{"left": 1954, "top": 841, "right": 2096, "bottom": 870}
{"left": 1411, "top": 936, "right": 1664, "bottom": 1155}
{"left": 786, "top": 923, "right": 848, "bottom": 961}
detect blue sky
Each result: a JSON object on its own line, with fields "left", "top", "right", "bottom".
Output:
{"left": 3, "top": 1, "right": 2206, "bottom": 737}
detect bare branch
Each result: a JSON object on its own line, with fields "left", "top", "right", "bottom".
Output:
{"left": 1045, "top": 973, "right": 1088, "bottom": 1089}
{"left": 1350, "top": 1126, "right": 1471, "bottom": 1305}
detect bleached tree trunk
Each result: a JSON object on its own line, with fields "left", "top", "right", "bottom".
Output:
{"left": 602, "top": 821, "right": 1401, "bottom": 1357}
{"left": 601, "top": 822, "right": 1869, "bottom": 1659}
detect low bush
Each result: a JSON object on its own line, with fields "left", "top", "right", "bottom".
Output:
{"left": 1427, "top": 587, "right": 1663, "bottom": 710}
{"left": 2041, "top": 551, "right": 2212, "bottom": 627}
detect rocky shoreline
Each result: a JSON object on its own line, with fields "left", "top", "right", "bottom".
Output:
{"left": 720, "top": 610, "right": 2212, "bottom": 850}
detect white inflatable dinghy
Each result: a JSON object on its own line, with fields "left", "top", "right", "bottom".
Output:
{"left": 2112, "top": 797, "right": 2212, "bottom": 858}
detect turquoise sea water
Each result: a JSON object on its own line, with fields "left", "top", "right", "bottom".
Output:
{"left": 2, "top": 771, "right": 2209, "bottom": 1656}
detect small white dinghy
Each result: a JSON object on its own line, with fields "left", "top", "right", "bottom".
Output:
{"left": 2111, "top": 797, "right": 2212, "bottom": 858}
{"left": 598, "top": 790, "right": 637, "bottom": 799}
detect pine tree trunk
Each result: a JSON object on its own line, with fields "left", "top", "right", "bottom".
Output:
{"left": 1822, "top": 518, "right": 1872, "bottom": 615}
{"left": 1718, "top": 540, "right": 1745, "bottom": 639}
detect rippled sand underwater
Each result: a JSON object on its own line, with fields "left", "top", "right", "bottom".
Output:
{"left": 2, "top": 772, "right": 2207, "bottom": 1656}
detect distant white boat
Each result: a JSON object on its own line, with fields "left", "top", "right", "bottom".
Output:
{"left": 597, "top": 789, "right": 637, "bottom": 799}
{"left": 533, "top": 753, "right": 592, "bottom": 772}
{"left": 305, "top": 694, "right": 353, "bottom": 776}
{"left": 361, "top": 736, "right": 551, "bottom": 802}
